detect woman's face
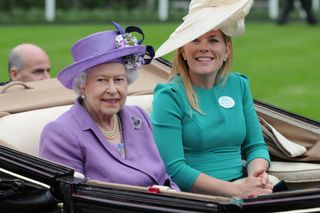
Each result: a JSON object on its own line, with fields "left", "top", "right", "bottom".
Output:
{"left": 82, "top": 63, "right": 127, "bottom": 120}
{"left": 181, "top": 30, "right": 230, "bottom": 83}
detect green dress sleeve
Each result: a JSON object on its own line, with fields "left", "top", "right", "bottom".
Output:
{"left": 151, "top": 83, "right": 201, "bottom": 191}
{"left": 238, "top": 74, "right": 270, "bottom": 166}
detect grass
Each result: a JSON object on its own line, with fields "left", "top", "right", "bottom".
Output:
{"left": 0, "top": 22, "right": 319, "bottom": 121}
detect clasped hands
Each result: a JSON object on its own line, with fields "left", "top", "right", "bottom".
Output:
{"left": 234, "top": 169, "right": 273, "bottom": 199}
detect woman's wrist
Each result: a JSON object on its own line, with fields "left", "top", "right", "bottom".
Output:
{"left": 247, "top": 158, "right": 269, "bottom": 176}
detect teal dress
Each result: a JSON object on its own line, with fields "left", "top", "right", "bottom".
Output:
{"left": 151, "top": 72, "right": 270, "bottom": 191}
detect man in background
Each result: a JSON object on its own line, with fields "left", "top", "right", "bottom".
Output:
{"left": 7, "top": 43, "right": 51, "bottom": 83}
{"left": 278, "top": 0, "right": 318, "bottom": 25}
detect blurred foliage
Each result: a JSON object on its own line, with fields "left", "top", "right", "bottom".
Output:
{"left": 0, "top": 0, "right": 278, "bottom": 24}
{"left": 0, "top": 0, "right": 143, "bottom": 9}
{"left": 0, "top": 0, "right": 318, "bottom": 24}
{"left": 0, "top": 0, "right": 180, "bottom": 24}
{"left": 0, "top": 7, "right": 185, "bottom": 24}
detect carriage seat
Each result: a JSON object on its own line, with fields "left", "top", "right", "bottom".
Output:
{"left": 0, "top": 95, "right": 153, "bottom": 157}
{"left": 0, "top": 94, "right": 320, "bottom": 190}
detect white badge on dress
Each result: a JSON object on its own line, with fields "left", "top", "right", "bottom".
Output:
{"left": 218, "top": 96, "right": 235, "bottom": 109}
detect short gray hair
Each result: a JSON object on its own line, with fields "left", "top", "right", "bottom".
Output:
{"left": 126, "top": 69, "right": 138, "bottom": 85}
{"left": 8, "top": 49, "right": 23, "bottom": 73}
{"left": 72, "top": 65, "right": 139, "bottom": 96}
{"left": 72, "top": 71, "right": 87, "bottom": 96}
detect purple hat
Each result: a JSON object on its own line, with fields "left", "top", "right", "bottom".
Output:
{"left": 58, "top": 22, "right": 154, "bottom": 89}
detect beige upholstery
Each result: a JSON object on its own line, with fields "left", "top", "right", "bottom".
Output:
{"left": 0, "top": 105, "right": 71, "bottom": 156}
{"left": 269, "top": 161, "right": 320, "bottom": 189}
{"left": 0, "top": 95, "right": 153, "bottom": 157}
{"left": 126, "top": 94, "right": 153, "bottom": 114}
{"left": 1, "top": 94, "right": 320, "bottom": 190}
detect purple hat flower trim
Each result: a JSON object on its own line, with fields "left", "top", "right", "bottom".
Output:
{"left": 112, "top": 21, "right": 154, "bottom": 73}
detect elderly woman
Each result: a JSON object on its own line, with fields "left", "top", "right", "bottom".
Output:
{"left": 151, "top": 0, "right": 274, "bottom": 198}
{"left": 39, "top": 22, "right": 178, "bottom": 190}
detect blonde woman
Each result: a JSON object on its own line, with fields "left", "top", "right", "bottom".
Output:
{"left": 151, "top": 0, "right": 273, "bottom": 199}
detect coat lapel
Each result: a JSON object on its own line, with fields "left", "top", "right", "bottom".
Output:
{"left": 118, "top": 106, "right": 159, "bottom": 183}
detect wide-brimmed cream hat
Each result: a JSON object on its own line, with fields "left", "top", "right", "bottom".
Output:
{"left": 155, "top": 0, "right": 253, "bottom": 58}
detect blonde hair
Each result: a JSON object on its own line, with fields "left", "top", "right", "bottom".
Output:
{"left": 170, "top": 32, "right": 233, "bottom": 113}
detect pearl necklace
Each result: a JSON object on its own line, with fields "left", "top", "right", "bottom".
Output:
{"left": 97, "top": 114, "right": 119, "bottom": 140}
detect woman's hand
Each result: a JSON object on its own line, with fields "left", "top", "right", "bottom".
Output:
{"left": 252, "top": 169, "right": 272, "bottom": 185}
{"left": 191, "top": 172, "right": 273, "bottom": 199}
{"left": 233, "top": 175, "right": 273, "bottom": 199}
{"left": 247, "top": 158, "right": 272, "bottom": 185}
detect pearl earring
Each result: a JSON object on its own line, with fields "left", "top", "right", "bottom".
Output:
{"left": 223, "top": 58, "right": 227, "bottom": 62}
{"left": 81, "top": 94, "right": 85, "bottom": 99}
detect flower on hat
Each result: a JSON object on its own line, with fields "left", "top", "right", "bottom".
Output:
{"left": 114, "top": 33, "right": 145, "bottom": 73}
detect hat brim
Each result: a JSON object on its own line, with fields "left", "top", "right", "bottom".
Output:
{"left": 58, "top": 46, "right": 146, "bottom": 89}
{"left": 155, "top": 0, "right": 251, "bottom": 58}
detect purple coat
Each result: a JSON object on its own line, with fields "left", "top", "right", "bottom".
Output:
{"left": 39, "top": 99, "right": 178, "bottom": 190}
